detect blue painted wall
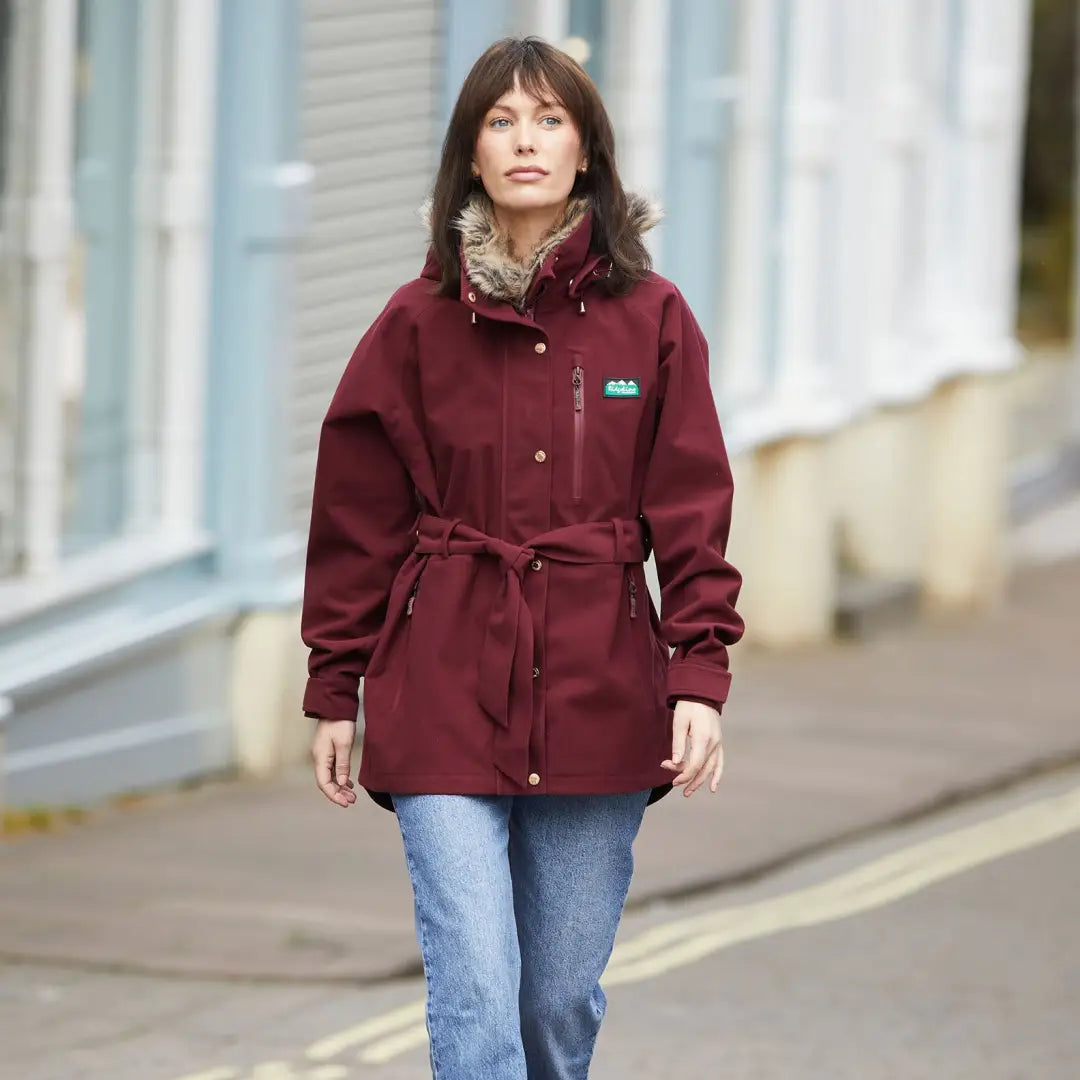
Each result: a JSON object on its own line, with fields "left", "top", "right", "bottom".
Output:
{"left": 206, "top": 0, "right": 308, "bottom": 608}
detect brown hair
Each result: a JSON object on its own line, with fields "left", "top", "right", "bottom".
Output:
{"left": 427, "top": 36, "right": 652, "bottom": 298}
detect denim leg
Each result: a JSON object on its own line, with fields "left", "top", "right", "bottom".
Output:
{"left": 393, "top": 794, "right": 528, "bottom": 1080}
{"left": 508, "top": 790, "right": 652, "bottom": 1080}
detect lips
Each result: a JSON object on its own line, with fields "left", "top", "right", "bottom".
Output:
{"left": 507, "top": 167, "right": 548, "bottom": 178}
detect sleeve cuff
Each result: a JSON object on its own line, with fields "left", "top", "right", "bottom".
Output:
{"left": 668, "top": 694, "right": 724, "bottom": 712}
{"left": 665, "top": 661, "right": 731, "bottom": 713}
{"left": 302, "top": 678, "right": 361, "bottom": 723}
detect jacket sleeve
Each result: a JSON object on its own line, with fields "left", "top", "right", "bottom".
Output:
{"left": 300, "top": 298, "right": 422, "bottom": 722}
{"left": 639, "top": 286, "right": 745, "bottom": 712}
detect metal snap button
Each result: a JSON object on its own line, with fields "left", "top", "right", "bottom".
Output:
{"left": 467, "top": 291, "right": 476, "bottom": 303}
{"left": 534, "top": 449, "right": 547, "bottom": 463}
{"left": 533, "top": 666, "right": 540, "bottom": 678}
{"left": 534, "top": 342, "right": 546, "bottom": 354}
{"left": 528, "top": 772, "right": 541, "bottom": 786}
{"left": 530, "top": 558, "right": 542, "bottom": 571}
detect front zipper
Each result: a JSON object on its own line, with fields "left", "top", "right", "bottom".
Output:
{"left": 627, "top": 572, "right": 638, "bottom": 619}
{"left": 571, "top": 364, "right": 585, "bottom": 503}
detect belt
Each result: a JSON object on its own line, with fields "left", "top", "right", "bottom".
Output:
{"left": 409, "top": 513, "right": 647, "bottom": 788}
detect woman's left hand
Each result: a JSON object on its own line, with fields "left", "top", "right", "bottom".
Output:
{"left": 661, "top": 699, "right": 724, "bottom": 796}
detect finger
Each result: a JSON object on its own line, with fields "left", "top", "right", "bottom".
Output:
{"left": 665, "top": 733, "right": 703, "bottom": 787}
{"left": 314, "top": 746, "right": 351, "bottom": 807}
{"left": 681, "top": 726, "right": 714, "bottom": 785}
{"left": 333, "top": 733, "right": 357, "bottom": 803}
{"left": 334, "top": 739, "right": 351, "bottom": 783}
{"left": 317, "top": 772, "right": 349, "bottom": 806}
{"left": 709, "top": 741, "right": 725, "bottom": 792}
{"left": 686, "top": 744, "right": 722, "bottom": 797}
{"left": 314, "top": 745, "right": 335, "bottom": 793}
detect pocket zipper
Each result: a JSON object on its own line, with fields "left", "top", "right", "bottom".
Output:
{"left": 628, "top": 573, "right": 638, "bottom": 619}
{"left": 571, "top": 364, "right": 584, "bottom": 503}
{"left": 405, "top": 583, "right": 419, "bottom": 616}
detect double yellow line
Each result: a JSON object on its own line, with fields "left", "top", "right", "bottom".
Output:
{"left": 297, "top": 783, "right": 1080, "bottom": 1067}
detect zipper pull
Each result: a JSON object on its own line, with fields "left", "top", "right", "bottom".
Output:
{"left": 406, "top": 585, "right": 418, "bottom": 616}
{"left": 572, "top": 365, "right": 583, "bottom": 411}
{"left": 628, "top": 575, "right": 637, "bottom": 619}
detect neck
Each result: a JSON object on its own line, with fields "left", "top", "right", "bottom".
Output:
{"left": 492, "top": 199, "right": 570, "bottom": 261}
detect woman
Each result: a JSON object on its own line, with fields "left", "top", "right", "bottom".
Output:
{"left": 301, "top": 36, "right": 744, "bottom": 1080}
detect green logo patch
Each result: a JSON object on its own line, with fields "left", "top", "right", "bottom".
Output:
{"left": 603, "top": 378, "right": 641, "bottom": 398}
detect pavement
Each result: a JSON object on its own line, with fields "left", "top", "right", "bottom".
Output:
{"left": 1, "top": 551, "right": 1078, "bottom": 986}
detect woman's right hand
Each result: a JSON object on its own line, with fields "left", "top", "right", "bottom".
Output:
{"left": 312, "top": 718, "right": 358, "bottom": 807}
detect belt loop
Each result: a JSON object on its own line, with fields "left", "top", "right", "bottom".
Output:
{"left": 439, "top": 517, "right": 462, "bottom": 558}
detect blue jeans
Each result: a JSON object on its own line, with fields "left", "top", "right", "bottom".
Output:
{"left": 391, "top": 789, "right": 652, "bottom": 1080}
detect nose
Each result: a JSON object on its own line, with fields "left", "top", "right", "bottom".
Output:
{"left": 515, "top": 128, "right": 536, "bottom": 155}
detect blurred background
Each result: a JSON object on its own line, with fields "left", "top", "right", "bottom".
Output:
{"left": 0, "top": 0, "right": 1074, "bottom": 827}
{"left": 2, "top": 3, "right": 1080, "bottom": 1078}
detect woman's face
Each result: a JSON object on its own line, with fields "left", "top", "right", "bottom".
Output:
{"left": 472, "top": 78, "right": 585, "bottom": 216}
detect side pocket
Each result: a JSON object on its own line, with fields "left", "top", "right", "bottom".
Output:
{"left": 629, "top": 563, "right": 666, "bottom": 711}
{"left": 364, "top": 564, "right": 418, "bottom": 714}
{"left": 571, "top": 360, "right": 585, "bottom": 503}
{"left": 390, "top": 580, "right": 420, "bottom": 712}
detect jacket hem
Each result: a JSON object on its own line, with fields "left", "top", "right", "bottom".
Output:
{"left": 359, "top": 771, "right": 676, "bottom": 813}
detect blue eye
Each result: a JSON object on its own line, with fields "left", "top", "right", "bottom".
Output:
{"left": 542, "top": 116, "right": 562, "bottom": 126}
{"left": 489, "top": 118, "right": 510, "bottom": 128}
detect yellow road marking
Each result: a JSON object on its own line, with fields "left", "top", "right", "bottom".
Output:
{"left": 357, "top": 1024, "right": 432, "bottom": 1066}
{"left": 339, "top": 783, "right": 1080, "bottom": 1063}
{"left": 601, "top": 784, "right": 1080, "bottom": 985}
{"left": 304, "top": 999, "right": 426, "bottom": 1061}
{"left": 171, "top": 1070, "right": 239, "bottom": 1080}
{"left": 176, "top": 783, "right": 1080, "bottom": 1075}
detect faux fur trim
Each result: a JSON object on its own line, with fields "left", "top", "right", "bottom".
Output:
{"left": 455, "top": 193, "right": 591, "bottom": 309}
{"left": 418, "top": 191, "right": 664, "bottom": 309}
{"left": 621, "top": 190, "right": 665, "bottom": 238}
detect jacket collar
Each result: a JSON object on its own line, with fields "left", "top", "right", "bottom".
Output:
{"left": 455, "top": 191, "right": 592, "bottom": 313}
{"left": 419, "top": 190, "right": 662, "bottom": 323}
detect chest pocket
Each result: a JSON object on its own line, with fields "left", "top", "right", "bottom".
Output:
{"left": 570, "top": 357, "right": 585, "bottom": 504}
{"left": 564, "top": 346, "right": 650, "bottom": 512}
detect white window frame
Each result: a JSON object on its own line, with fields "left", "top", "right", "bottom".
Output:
{"left": 0, "top": 0, "right": 218, "bottom": 624}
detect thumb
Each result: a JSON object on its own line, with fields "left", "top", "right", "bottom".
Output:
{"left": 670, "top": 706, "right": 689, "bottom": 763}
{"left": 334, "top": 738, "right": 352, "bottom": 786}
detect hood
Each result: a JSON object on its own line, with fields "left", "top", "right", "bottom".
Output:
{"left": 418, "top": 190, "right": 663, "bottom": 310}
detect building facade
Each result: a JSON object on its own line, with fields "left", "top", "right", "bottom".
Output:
{"left": 0, "top": 0, "right": 1038, "bottom": 809}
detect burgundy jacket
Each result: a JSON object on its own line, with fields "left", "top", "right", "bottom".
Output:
{"left": 301, "top": 193, "right": 744, "bottom": 812}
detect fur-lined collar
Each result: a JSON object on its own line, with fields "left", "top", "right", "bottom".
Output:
{"left": 455, "top": 193, "right": 592, "bottom": 311}
{"left": 419, "top": 191, "right": 663, "bottom": 310}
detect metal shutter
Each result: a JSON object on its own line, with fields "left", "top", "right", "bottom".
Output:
{"left": 292, "top": 0, "right": 440, "bottom": 532}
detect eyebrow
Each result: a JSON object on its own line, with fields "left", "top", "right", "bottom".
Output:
{"left": 487, "top": 99, "right": 566, "bottom": 114}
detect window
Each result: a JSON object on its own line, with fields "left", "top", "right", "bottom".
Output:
{"left": 0, "top": 0, "right": 17, "bottom": 575}
{"left": 0, "top": 0, "right": 213, "bottom": 602}
{"left": 664, "top": 0, "right": 740, "bottom": 360}
{"left": 568, "top": 0, "right": 606, "bottom": 92}
{"left": 62, "top": 0, "right": 142, "bottom": 556}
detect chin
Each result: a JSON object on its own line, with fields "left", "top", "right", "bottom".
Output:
{"left": 491, "top": 184, "right": 573, "bottom": 214}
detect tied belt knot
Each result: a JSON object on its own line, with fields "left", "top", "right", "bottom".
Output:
{"left": 411, "top": 513, "right": 648, "bottom": 788}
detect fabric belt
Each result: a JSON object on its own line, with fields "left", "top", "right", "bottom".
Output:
{"left": 410, "top": 513, "right": 647, "bottom": 787}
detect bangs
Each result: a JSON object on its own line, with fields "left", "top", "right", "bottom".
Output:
{"left": 474, "top": 43, "right": 590, "bottom": 135}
